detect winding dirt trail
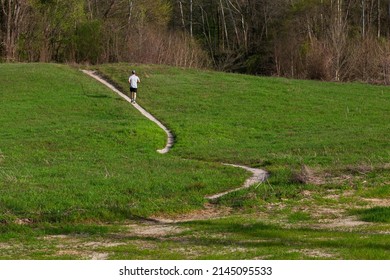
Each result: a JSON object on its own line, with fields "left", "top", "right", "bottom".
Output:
{"left": 82, "top": 70, "right": 174, "bottom": 154}
{"left": 206, "top": 164, "right": 269, "bottom": 200}
{"left": 82, "top": 70, "right": 268, "bottom": 200}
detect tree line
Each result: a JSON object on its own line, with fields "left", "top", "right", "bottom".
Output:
{"left": 0, "top": 0, "right": 208, "bottom": 68}
{"left": 2, "top": 0, "right": 390, "bottom": 83}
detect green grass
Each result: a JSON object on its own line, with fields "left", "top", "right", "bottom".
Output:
{"left": 352, "top": 207, "right": 390, "bottom": 223}
{"left": 0, "top": 63, "right": 247, "bottom": 223}
{"left": 287, "top": 211, "right": 312, "bottom": 223}
{"left": 96, "top": 64, "right": 389, "bottom": 169}
{"left": 1, "top": 63, "right": 389, "bottom": 260}
{"left": 95, "top": 63, "right": 390, "bottom": 211}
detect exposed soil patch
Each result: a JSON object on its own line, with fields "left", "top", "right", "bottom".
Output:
{"left": 315, "top": 216, "right": 370, "bottom": 229}
{"left": 151, "top": 203, "right": 232, "bottom": 223}
{"left": 43, "top": 235, "right": 69, "bottom": 240}
{"left": 91, "top": 253, "right": 109, "bottom": 260}
{"left": 39, "top": 235, "right": 126, "bottom": 260}
{"left": 128, "top": 224, "right": 186, "bottom": 237}
{"left": 83, "top": 241, "right": 126, "bottom": 248}
{"left": 15, "top": 218, "right": 33, "bottom": 225}
{"left": 291, "top": 249, "right": 338, "bottom": 259}
{"left": 362, "top": 198, "right": 390, "bottom": 207}
{"left": 56, "top": 249, "right": 87, "bottom": 258}
{"left": 0, "top": 243, "right": 12, "bottom": 250}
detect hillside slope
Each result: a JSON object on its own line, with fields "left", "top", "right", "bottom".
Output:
{"left": 0, "top": 63, "right": 246, "bottom": 223}
{"left": 97, "top": 64, "right": 389, "bottom": 172}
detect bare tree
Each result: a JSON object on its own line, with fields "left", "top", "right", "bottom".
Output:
{"left": 178, "top": 0, "right": 186, "bottom": 31}
{"left": 190, "top": 0, "right": 193, "bottom": 37}
{"left": 219, "top": 0, "right": 229, "bottom": 50}
{"left": 362, "top": 0, "right": 366, "bottom": 38}
{"left": 1, "top": 0, "right": 28, "bottom": 61}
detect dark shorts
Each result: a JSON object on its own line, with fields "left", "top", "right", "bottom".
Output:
{"left": 130, "top": 87, "right": 137, "bottom": 93}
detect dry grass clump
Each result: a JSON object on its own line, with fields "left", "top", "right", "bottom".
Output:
{"left": 292, "top": 164, "right": 381, "bottom": 186}
{"left": 292, "top": 165, "right": 325, "bottom": 185}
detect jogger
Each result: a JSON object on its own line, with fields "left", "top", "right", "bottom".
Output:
{"left": 128, "top": 70, "right": 140, "bottom": 104}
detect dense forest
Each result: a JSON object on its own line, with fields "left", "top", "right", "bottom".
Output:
{"left": 2, "top": 0, "right": 390, "bottom": 83}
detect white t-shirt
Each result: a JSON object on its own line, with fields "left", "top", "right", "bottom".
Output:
{"left": 129, "top": 74, "right": 140, "bottom": 88}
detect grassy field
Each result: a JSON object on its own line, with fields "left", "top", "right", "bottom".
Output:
{"left": 97, "top": 63, "right": 390, "bottom": 206}
{"left": 97, "top": 64, "right": 389, "bottom": 167}
{"left": 0, "top": 63, "right": 389, "bottom": 259}
{"left": 0, "top": 63, "right": 247, "bottom": 223}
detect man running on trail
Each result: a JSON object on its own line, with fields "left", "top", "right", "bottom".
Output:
{"left": 128, "top": 70, "right": 140, "bottom": 104}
